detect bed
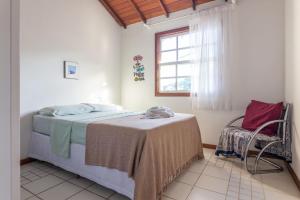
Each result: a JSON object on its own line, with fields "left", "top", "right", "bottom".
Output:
{"left": 29, "top": 108, "right": 203, "bottom": 200}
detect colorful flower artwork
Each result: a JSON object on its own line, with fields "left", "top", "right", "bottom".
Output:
{"left": 133, "top": 55, "right": 145, "bottom": 81}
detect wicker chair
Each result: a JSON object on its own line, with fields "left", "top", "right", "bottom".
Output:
{"left": 219, "top": 103, "right": 292, "bottom": 174}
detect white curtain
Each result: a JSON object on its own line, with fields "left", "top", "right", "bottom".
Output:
{"left": 189, "top": 5, "right": 234, "bottom": 111}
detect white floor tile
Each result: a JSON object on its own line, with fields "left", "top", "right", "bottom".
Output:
{"left": 38, "top": 182, "right": 82, "bottom": 200}
{"left": 23, "top": 173, "right": 40, "bottom": 181}
{"left": 176, "top": 171, "right": 200, "bottom": 185}
{"left": 263, "top": 184, "right": 300, "bottom": 200}
{"left": 29, "top": 161, "right": 45, "bottom": 168}
{"left": 163, "top": 181, "right": 192, "bottom": 200}
{"left": 262, "top": 171, "right": 300, "bottom": 197}
{"left": 21, "top": 164, "right": 37, "bottom": 173}
{"left": 87, "top": 184, "right": 115, "bottom": 198}
{"left": 226, "top": 190, "right": 239, "bottom": 199}
{"left": 203, "top": 149, "right": 214, "bottom": 159}
{"left": 239, "top": 187, "right": 251, "bottom": 196}
{"left": 224, "top": 160, "right": 233, "bottom": 170}
{"left": 196, "top": 174, "right": 228, "bottom": 194}
{"left": 203, "top": 165, "right": 231, "bottom": 180}
{"left": 31, "top": 168, "right": 49, "bottom": 177}
{"left": 20, "top": 149, "right": 300, "bottom": 200}
{"left": 216, "top": 159, "right": 226, "bottom": 168}
{"left": 108, "top": 193, "right": 130, "bottom": 200}
{"left": 26, "top": 197, "right": 41, "bottom": 200}
{"left": 39, "top": 166, "right": 58, "bottom": 174}
{"left": 21, "top": 171, "right": 32, "bottom": 177}
{"left": 68, "top": 177, "right": 94, "bottom": 188}
{"left": 187, "top": 187, "right": 225, "bottom": 200}
{"left": 162, "top": 196, "right": 174, "bottom": 200}
{"left": 239, "top": 193, "right": 251, "bottom": 200}
{"left": 22, "top": 175, "right": 64, "bottom": 194}
{"left": 21, "top": 177, "right": 31, "bottom": 185}
{"left": 226, "top": 196, "right": 238, "bottom": 200}
{"left": 188, "top": 162, "right": 206, "bottom": 174}
{"left": 69, "top": 190, "right": 106, "bottom": 200}
{"left": 21, "top": 188, "right": 33, "bottom": 200}
{"left": 53, "top": 170, "right": 77, "bottom": 180}
{"left": 207, "top": 156, "right": 218, "bottom": 166}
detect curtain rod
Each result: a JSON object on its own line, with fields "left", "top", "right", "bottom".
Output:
{"left": 144, "top": 0, "right": 235, "bottom": 28}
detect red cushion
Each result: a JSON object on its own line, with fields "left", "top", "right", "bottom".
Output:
{"left": 242, "top": 100, "right": 284, "bottom": 136}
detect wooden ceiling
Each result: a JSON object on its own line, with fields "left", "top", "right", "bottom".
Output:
{"left": 99, "top": 0, "right": 214, "bottom": 28}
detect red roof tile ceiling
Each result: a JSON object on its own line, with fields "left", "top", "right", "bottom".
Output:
{"left": 99, "top": 0, "right": 214, "bottom": 28}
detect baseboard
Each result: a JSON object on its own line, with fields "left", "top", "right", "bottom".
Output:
{"left": 203, "top": 143, "right": 217, "bottom": 149}
{"left": 286, "top": 162, "right": 300, "bottom": 191}
{"left": 20, "top": 158, "right": 36, "bottom": 166}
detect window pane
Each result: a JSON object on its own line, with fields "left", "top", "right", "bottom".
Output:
{"left": 160, "top": 65, "right": 176, "bottom": 78}
{"left": 178, "top": 34, "right": 190, "bottom": 48}
{"left": 177, "top": 77, "right": 191, "bottom": 91}
{"left": 177, "top": 64, "right": 192, "bottom": 77}
{"left": 178, "top": 49, "right": 191, "bottom": 61}
{"left": 160, "top": 78, "right": 176, "bottom": 92}
{"left": 160, "top": 50, "right": 176, "bottom": 63}
{"left": 161, "top": 36, "right": 176, "bottom": 51}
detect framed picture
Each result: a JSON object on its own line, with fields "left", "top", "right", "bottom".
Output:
{"left": 64, "top": 61, "right": 79, "bottom": 79}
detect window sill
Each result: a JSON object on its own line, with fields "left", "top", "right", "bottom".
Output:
{"left": 155, "top": 92, "right": 190, "bottom": 97}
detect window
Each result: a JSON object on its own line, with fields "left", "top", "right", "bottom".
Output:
{"left": 155, "top": 27, "right": 191, "bottom": 96}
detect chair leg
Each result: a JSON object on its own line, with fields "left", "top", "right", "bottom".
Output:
{"left": 259, "top": 157, "right": 283, "bottom": 171}
{"left": 244, "top": 135, "right": 257, "bottom": 173}
{"left": 248, "top": 157, "right": 283, "bottom": 174}
{"left": 253, "top": 140, "right": 281, "bottom": 173}
{"left": 245, "top": 144, "right": 252, "bottom": 172}
{"left": 247, "top": 140, "right": 283, "bottom": 174}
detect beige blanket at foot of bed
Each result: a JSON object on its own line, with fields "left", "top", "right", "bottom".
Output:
{"left": 85, "top": 114, "right": 204, "bottom": 200}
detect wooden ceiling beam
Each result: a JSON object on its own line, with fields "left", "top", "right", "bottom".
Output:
{"left": 192, "top": 0, "right": 196, "bottom": 10}
{"left": 158, "top": 0, "right": 169, "bottom": 17}
{"left": 128, "top": 0, "right": 147, "bottom": 24}
{"left": 98, "top": 0, "right": 127, "bottom": 28}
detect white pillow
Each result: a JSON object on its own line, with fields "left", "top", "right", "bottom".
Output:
{"left": 39, "top": 104, "right": 94, "bottom": 116}
{"left": 83, "top": 103, "right": 123, "bottom": 112}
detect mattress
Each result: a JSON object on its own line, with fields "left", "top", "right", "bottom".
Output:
{"left": 32, "top": 111, "right": 139, "bottom": 145}
{"left": 33, "top": 114, "right": 89, "bottom": 145}
{"left": 28, "top": 131, "right": 135, "bottom": 199}
{"left": 33, "top": 114, "right": 55, "bottom": 136}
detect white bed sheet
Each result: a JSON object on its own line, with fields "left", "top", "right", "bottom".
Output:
{"left": 28, "top": 131, "right": 135, "bottom": 199}
{"left": 32, "top": 115, "right": 53, "bottom": 135}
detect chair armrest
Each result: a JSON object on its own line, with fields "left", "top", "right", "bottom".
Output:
{"left": 248, "top": 119, "right": 286, "bottom": 147}
{"left": 245, "top": 119, "right": 286, "bottom": 160}
{"left": 252, "top": 120, "right": 286, "bottom": 136}
{"left": 244, "top": 119, "right": 287, "bottom": 170}
{"left": 226, "top": 115, "right": 245, "bottom": 127}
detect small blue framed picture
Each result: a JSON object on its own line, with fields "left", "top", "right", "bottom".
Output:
{"left": 64, "top": 61, "right": 79, "bottom": 79}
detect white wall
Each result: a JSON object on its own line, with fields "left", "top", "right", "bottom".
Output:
{"left": 0, "top": 0, "right": 20, "bottom": 199}
{"left": 20, "top": 0, "right": 122, "bottom": 159}
{"left": 0, "top": 0, "right": 13, "bottom": 198}
{"left": 285, "top": 0, "right": 300, "bottom": 179}
{"left": 121, "top": 0, "right": 285, "bottom": 144}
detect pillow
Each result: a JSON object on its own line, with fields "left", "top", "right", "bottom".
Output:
{"left": 83, "top": 103, "right": 123, "bottom": 112}
{"left": 241, "top": 100, "right": 284, "bottom": 136}
{"left": 39, "top": 104, "right": 94, "bottom": 116}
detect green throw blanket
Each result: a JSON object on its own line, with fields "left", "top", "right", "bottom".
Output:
{"left": 49, "top": 111, "right": 140, "bottom": 158}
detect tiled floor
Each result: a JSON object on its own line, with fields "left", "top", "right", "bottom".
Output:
{"left": 21, "top": 148, "right": 300, "bottom": 200}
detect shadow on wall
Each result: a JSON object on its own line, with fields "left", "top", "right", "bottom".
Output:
{"left": 20, "top": 112, "right": 36, "bottom": 159}
{"left": 291, "top": 113, "right": 300, "bottom": 171}
{"left": 292, "top": 122, "right": 299, "bottom": 146}
{"left": 288, "top": 105, "right": 300, "bottom": 182}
